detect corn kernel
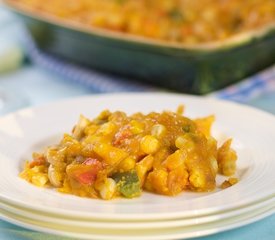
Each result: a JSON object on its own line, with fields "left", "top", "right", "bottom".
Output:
{"left": 48, "top": 164, "right": 62, "bottom": 187}
{"left": 210, "top": 156, "right": 218, "bottom": 174}
{"left": 140, "top": 135, "right": 160, "bottom": 154}
{"left": 98, "top": 122, "right": 117, "bottom": 135}
{"left": 99, "top": 178, "right": 116, "bottom": 200}
{"left": 119, "top": 157, "right": 136, "bottom": 171}
{"left": 175, "top": 135, "right": 195, "bottom": 151}
{"left": 151, "top": 124, "right": 166, "bottom": 138}
{"left": 175, "top": 136, "right": 185, "bottom": 149}
{"left": 130, "top": 120, "right": 144, "bottom": 134}
{"left": 189, "top": 170, "right": 205, "bottom": 189}
{"left": 31, "top": 173, "right": 48, "bottom": 187}
{"left": 96, "top": 110, "right": 111, "bottom": 120}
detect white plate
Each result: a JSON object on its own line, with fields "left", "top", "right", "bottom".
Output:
{"left": 0, "top": 194, "right": 274, "bottom": 229}
{"left": 0, "top": 93, "right": 275, "bottom": 220}
{"left": 1, "top": 202, "right": 274, "bottom": 240}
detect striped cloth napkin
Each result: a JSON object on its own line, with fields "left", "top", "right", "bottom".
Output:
{"left": 210, "top": 65, "right": 275, "bottom": 102}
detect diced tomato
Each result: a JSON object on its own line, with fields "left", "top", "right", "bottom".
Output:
{"left": 75, "top": 171, "right": 98, "bottom": 185}
{"left": 68, "top": 158, "right": 103, "bottom": 185}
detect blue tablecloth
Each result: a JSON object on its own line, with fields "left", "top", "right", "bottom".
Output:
{"left": 0, "top": 5, "right": 274, "bottom": 240}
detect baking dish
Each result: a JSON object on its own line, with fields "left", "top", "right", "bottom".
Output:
{"left": 3, "top": 0, "right": 275, "bottom": 94}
